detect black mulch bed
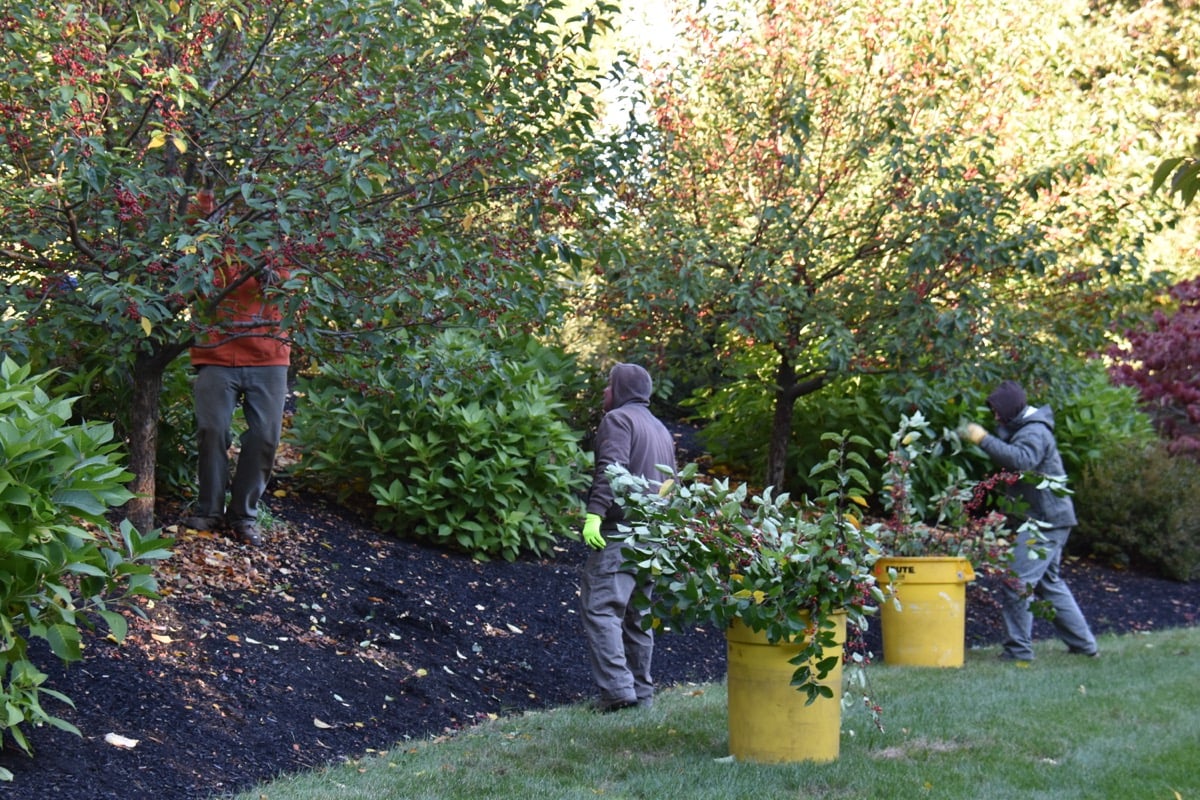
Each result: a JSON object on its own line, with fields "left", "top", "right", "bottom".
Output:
{"left": 1, "top": 482, "right": 1197, "bottom": 800}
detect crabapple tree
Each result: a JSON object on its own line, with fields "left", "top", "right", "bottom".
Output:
{"left": 584, "top": 0, "right": 1162, "bottom": 489}
{"left": 0, "top": 0, "right": 617, "bottom": 532}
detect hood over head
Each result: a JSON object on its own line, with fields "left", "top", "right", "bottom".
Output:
{"left": 1022, "top": 403, "right": 1056, "bottom": 431}
{"left": 607, "top": 363, "right": 653, "bottom": 409}
{"left": 987, "top": 380, "right": 1028, "bottom": 425}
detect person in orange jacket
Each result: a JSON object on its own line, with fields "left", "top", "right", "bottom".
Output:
{"left": 180, "top": 188, "right": 291, "bottom": 547}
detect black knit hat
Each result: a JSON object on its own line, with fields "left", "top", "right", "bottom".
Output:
{"left": 987, "top": 380, "right": 1027, "bottom": 425}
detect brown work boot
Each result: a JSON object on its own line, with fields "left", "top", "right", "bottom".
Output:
{"left": 180, "top": 514, "right": 224, "bottom": 532}
{"left": 588, "top": 696, "right": 637, "bottom": 713}
{"left": 231, "top": 520, "right": 263, "bottom": 547}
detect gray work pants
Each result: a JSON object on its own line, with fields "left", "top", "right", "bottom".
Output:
{"left": 580, "top": 541, "right": 654, "bottom": 705}
{"left": 193, "top": 365, "right": 289, "bottom": 525}
{"left": 1001, "top": 525, "right": 1097, "bottom": 659}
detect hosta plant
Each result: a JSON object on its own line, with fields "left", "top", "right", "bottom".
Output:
{"left": 0, "top": 358, "right": 171, "bottom": 770}
{"left": 289, "top": 331, "right": 589, "bottom": 561}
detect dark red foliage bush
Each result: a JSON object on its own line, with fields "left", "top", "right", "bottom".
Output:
{"left": 1108, "top": 277, "right": 1200, "bottom": 458}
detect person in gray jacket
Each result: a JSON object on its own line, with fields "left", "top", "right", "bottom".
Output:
{"left": 579, "top": 363, "right": 677, "bottom": 711}
{"left": 962, "top": 380, "right": 1099, "bottom": 661}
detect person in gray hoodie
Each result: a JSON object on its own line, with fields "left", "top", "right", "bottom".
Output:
{"left": 579, "top": 363, "right": 677, "bottom": 711}
{"left": 962, "top": 380, "right": 1098, "bottom": 661}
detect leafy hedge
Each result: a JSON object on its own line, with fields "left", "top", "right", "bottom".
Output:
{"left": 0, "top": 358, "right": 171, "bottom": 767}
{"left": 288, "top": 332, "right": 590, "bottom": 561}
{"left": 688, "top": 359, "right": 1155, "bottom": 514}
{"left": 1073, "top": 439, "right": 1200, "bottom": 581}
{"left": 1108, "top": 276, "right": 1200, "bottom": 458}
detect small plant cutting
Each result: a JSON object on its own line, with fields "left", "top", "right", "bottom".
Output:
{"left": 610, "top": 431, "right": 885, "bottom": 706}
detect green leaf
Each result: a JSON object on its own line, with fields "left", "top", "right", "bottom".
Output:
{"left": 98, "top": 610, "right": 129, "bottom": 643}
{"left": 1150, "top": 157, "right": 1185, "bottom": 195}
{"left": 43, "top": 623, "right": 83, "bottom": 663}
{"left": 65, "top": 561, "right": 108, "bottom": 578}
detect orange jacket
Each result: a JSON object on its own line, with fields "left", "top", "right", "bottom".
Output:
{"left": 187, "top": 189, "right": 292, "bottom": 367}
{"left": 190, "top": 261, "right": 291, "bottom": 367}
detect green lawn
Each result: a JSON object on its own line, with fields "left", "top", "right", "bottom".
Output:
{"left": 233, "top": 627, "right": 1200, "bottom": 800}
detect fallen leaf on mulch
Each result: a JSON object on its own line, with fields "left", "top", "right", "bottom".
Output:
{"left": 104, "top": 733, "right": 140, "bottom": 749}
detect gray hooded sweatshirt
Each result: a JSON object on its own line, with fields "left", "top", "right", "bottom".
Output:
{"left": 979, "top": 404, "right": 1077, "bottom": 528}
{"left": 585, "top": 364, "right": 677, "bottom": 529}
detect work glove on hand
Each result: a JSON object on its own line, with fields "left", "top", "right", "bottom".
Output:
{"left": 958, "top": 422, "right": 988, "bottom": 445}
{"left": 581, "top": 513, "right": 606, "bottom": 550}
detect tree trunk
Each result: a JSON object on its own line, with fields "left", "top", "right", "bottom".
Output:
{"left": 765, "top": 352, "right": 829, "bottom": 492}
{"left": 765, "top": 356, "right": 797, "bottom": 491}
{"left": 123, "top": 352, "right": 167, "bottom": 534}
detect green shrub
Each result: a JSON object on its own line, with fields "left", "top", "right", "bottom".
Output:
{"left": 0, "top": 358, "right": 171, "bottom": 767}
{"left": 688, "top": 368, "right": 972, "bottom": 503}
{"left": 1073, "top": 439, "right": 1200, "bottom": 581}
{"left": 1052, "top": 365, "right": 1157, "bottom": 479}
{"left": 149, "top": 359, "right": 198, "bottom": 498}
{"left": 4, "top": 308, "right": 197, "bottom": 498}
{"left": 289, "top": 332, "right": 590, "bottom": 561}
{"left": 688, "top": 359, "right": 1156, "bottom": 513}
{"left": 680, "top": 347, "right": 776, "bottom": 481}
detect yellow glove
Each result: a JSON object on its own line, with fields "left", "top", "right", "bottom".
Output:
{"left": 581, "top": 513, "right": 606, "bottom": 549}
{"left": 960, "top": 423, "right": 988, "bottom": 445}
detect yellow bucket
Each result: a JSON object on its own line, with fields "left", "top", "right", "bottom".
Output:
{"left": 874, "top": 556, "right": 976, "bottom": 667}
{"left": 725, "top": 612, "right": 845, "bottom": 763}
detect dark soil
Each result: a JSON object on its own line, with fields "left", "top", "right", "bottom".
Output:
{"left": 2, "top": 477, "right": 1198, "bottom": 800}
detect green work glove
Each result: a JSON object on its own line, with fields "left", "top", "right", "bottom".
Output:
{"left": 958, "top": 422, "right": 988, "bottom": 445}
{"left": 581, "top": 513, "right": 606, "bottom": 550}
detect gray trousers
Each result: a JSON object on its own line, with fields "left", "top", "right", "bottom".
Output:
{"left": 1001, "top": 526, "right": 1097, "bottom": 659}
{"left": 193, "top": 365, "right": 289, "bottom": 525}
{"left": 580, "top": 542, "right": 654, "bottom": 704}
